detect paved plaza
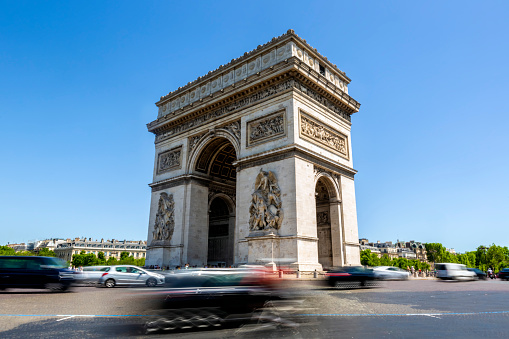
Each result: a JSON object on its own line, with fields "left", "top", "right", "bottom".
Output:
{"left": 1, "top": 279, "right": 508, "bottom": 338}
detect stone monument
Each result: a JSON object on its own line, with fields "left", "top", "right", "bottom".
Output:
{"left": 145, "top": 30, "right": 361, "bottom": 270}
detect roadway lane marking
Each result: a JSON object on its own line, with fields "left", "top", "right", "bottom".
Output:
{"left": 300, "top": 310, "right": 509, "bottom": 317}
{"left": 56, "top": 315, "right": 76, "bottom": 322}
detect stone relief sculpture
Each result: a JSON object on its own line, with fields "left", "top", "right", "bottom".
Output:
{"left": 300, "top": 113, "right": 348, "bottom": 157}
{"left": 249, "top": 169, "right": 283, "bottom": 232}
{"left": 317, "top": 211, "right": 330, "bottom": 224}
{"left": 188, "top": 133, "right": 206, "bottom": 154}
{"left": 223, "top": 120, "right": 241, "bottom": 142}
{"left": 247, "top": 112, "right": 285, "bottom": 146}
{"left": 152, "top": 192, "right": 175, "bottom": 242}
{"left": 157, "top": 147, "right": 182, "bottom": 173}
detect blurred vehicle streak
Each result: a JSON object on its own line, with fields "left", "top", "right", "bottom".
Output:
{"left": 0, "top": 256, "right": 75, "bottom": 291}
{"left": 373, "top": 266, "right": 410, "bottom": 280}
{"left": 131, "top": 268, "right": 310, "bottom": 333}
{"left": 326, "top": 266, "right": 379, "bottom": 289}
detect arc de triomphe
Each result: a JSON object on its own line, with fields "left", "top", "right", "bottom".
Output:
{"left": 145, "top": 30, "right": 361, "bottom": 270}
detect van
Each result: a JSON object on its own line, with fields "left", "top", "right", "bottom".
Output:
{"left": 435, "top": 263, "right": 476, "bottom": 281}
{"left": 0, "top": 256, "right": 75, "bottom": 291}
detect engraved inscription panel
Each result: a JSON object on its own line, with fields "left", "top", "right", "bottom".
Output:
{"left": 157, "top": 146, "right": 182, "bottom": 174}
{"left": 299, "top": 111, "right": 349, "bottom": 159}
{"left": 247, "top": 110, "right": 286, "bottom": 147}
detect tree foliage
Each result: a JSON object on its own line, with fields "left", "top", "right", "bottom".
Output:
{"left": 360, "top": 249, "right": 430, "bottom": 271}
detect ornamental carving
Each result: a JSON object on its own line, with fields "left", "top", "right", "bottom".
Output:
{"left": 300, "top": 112, "right": 348, "bottom": 158}
{"left": 249, "top": 169, "right": 283, "bottom": 232}
{"left": 154, "top": 78, "right": 351, "bottom": 144}
{"left": 317, "top": 211, "right": 330, "bottom": 224}
{"left": 188, "top": 133, "right": 206, "bottom": 154}
{"left": 221, "top": 120, "right": 241, "bottom": 143}
{"left": 208, "top": 184, "right": 236, "bottom": 205}
{"left": 152, "top": 192, "right": 175, "bottom": 242}
{"left": 247, "top": 111, "right": 285, "bottom": 146}
{"left": 157, "top": 146, "right": 182, "bottom": 173}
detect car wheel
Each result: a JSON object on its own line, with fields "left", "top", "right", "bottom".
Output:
{"left": 105, "top": 279, "right": 116, "bottom": 288}
{"left": 46, "top": 283, "right": 66, "bottom": 292}
{"left": 146, "top": 278, "right": 157, "bottom": 287}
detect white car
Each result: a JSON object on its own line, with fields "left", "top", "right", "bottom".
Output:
{"left": 373, "top": 266, "right": 410, "bottom": 280}
{"left": 435, "top": 263, "right": 476, "bottom": 281}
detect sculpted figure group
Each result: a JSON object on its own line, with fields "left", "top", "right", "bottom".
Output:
{"left": 152, "top": 192, "right": 175, "bottom": 242}
{"left": 301, "top": 116, "right": 347, "bottom": 155}
{"left": 249, "top": 169, "right": 284, "bottom": 232}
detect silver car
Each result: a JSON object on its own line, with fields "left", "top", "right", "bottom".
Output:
{"left": 75, "top": 266, "right": 110, "bottom": 285}
{"left": 98, "top": 265, "right": 165, "bottom": 287}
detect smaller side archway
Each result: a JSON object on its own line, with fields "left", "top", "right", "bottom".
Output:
{"left": 315, "top": 175, "right": 344, "bottom": 268}
{"left": 207, "top": 194, "right": 235, "bottom": 267}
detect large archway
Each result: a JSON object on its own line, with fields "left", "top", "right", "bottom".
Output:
{"left": 195, "top": 137, "right": 237, "bottom": 267}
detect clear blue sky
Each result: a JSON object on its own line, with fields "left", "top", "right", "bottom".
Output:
{"left": 1, "top": 1, "right": 508, "bottom": 253}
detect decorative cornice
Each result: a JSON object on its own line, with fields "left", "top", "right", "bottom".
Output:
{"left": 156, "top": 29, "right": 351, "bottom": 106}
{"left": 234, "top": 144, "right": 357, "bottom": 179}
{"left": 150, "top": 75, "right": 356, "bottom": 144}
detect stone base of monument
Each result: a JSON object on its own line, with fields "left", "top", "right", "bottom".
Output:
{"left": 146, "top": 242, "right": 182, "bottom": 268}
{"left": 246, "top": 232, "right": 323, "bottom": 272}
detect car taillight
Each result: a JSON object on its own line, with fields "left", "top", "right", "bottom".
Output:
{"left": 102, "top": 273, "right": 108, "bottom": 277}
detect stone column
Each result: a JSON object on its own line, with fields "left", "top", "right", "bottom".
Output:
{"left": 329, "top": 198, "right": 344, "bottom": 266}
{"left": 183, "top": 180, "right": 209, "bottom": 267}
{"left": 339, "top": 175, "right": 360, "bottom": 265}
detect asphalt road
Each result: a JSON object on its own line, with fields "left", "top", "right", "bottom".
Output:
{"left": 1, "top": 279, "right": 508, "bottom": 338}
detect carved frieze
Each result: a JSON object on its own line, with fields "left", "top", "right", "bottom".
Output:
{"left": 300, "top": 111, "right": 349, "bottom": 159}
{"left": 249, "top": 169, "right": 283, "bottom": 232}
{"left": 154, "top": 78, "right": 351, "bottom": 144}
{"left": 247, "top": 110, "right": 286, "bottom": 147}
{"left": 157, "top": 146, "right": 182, "bottom": 174}
{"left": 152, "top": 192, "right": 175, "bottom": 242}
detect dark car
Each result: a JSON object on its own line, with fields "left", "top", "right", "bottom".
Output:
{"left": 0, "top": 256, "right": 75, "bottom": 291}
{"left": 467, "top": 268, "right": 487, "bottom": 280}
{"left": 326, "top": 266, "right": 378, "bottom": 288}
{"left": 497, "top": 268, "right": 509, "bottom": 280}
{"left": 137, "top": 268, "right": 303, "bottom": 333}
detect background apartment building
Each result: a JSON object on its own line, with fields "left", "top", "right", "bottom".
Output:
{"left": 54, "top": 238, "right": 147, "bottom": 262}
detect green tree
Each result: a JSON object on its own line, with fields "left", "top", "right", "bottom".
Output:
{"left": 380, "top": 254, "right": 392, "bottom": 266}
{"left": 360, "top": 249, "right": 380, "bottom": 266}
{"left": 0, "top": 246, "right": 16, "bottom": 256}
{"left": 36, "top": 248, "right": 56, "bottom": 257}
{"left": 72, "top": 253, "right": 98, "bottom": 267}
{"left": 106, "top": 256, "right": 118, "bottom": 265}
{"left": 424, "top": 243, "right": 446, "bottom": 263}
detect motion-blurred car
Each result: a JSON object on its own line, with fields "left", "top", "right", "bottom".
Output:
{"left": 99, "top": 265, "right": 165, "bottom": 287}
{"left": 75, "top": 265, "right": 110, "bottom": 285}
{"left": 435, "top": 263, "right": 476, "bottom": 281}
{"left": 497, "top": 268, "right": 509, "bottom": 280}
{"left": 373, "top": 266, "right": 410, "bottom": 280}
{"left": 139, "top": 268, "right": 304, "bottom": 333}
{"left": 467, "top": 268, "right": 486, "bottom": 280}
{"left": 0, "top": 256, "right": 75, "bottom": 291}
{"left": 326, "top": 266, "right": 378, "bottom": 288}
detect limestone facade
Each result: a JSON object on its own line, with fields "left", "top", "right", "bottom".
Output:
{"left": 145, "top": 30, "right": 361, "bottom": 270}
